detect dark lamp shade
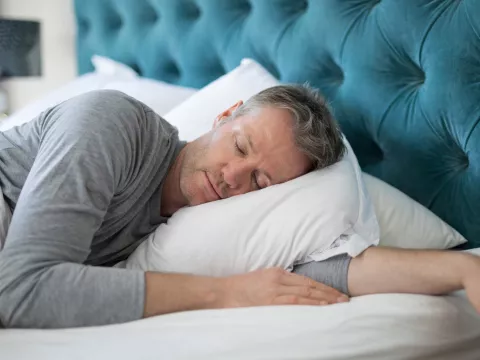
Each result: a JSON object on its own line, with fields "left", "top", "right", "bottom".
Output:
{"left": 0, "top": 18, "right": 41, "bottom": 78}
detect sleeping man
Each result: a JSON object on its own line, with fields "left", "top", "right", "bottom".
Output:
{"left": 0, "top": 85, "right": 479, "bottom": 328}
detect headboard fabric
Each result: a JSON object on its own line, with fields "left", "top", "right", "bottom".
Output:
{"left": 74, "top": 0, "right": 480, "bottom": 248}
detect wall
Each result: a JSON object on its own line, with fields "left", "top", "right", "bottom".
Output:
{"left": 0, "top": 0, "right": 77, "bottom": 112}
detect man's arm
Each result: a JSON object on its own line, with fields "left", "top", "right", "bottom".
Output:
{"left": 143, "top": 267, "right": 350, "bottom": 318}
{"left": 294, "top": 247, "right": 480, "bottom": 313}
{"left": 292, "top": 255, "right": 351, "bottom": 295}
{"left": 348, "top": 247, "right": 480, "bottom": 312}
{"left": 0, "top": 91, "right": 149, "bottom": 328}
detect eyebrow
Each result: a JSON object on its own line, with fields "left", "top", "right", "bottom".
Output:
{"left": 246, "top": 133, "right": 272, "bottom": 183}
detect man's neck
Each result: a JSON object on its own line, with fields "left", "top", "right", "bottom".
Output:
{"left": 161, "top": 146, "right": 188, "bottom": 217}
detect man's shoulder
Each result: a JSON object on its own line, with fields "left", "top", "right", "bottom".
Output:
{"left": 46, "top": 90, "right": 174, "bottom": 136}
{"left": 38, "top": 90, "right": 180, "bottom": 160}
{"left": 63, "top": 89, "right": 145, "bottom": 117}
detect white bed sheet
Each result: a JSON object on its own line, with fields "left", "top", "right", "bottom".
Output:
{"left": 2, "top": 293, "right": 479, "bottom": 360}
{"left": 2, "top": 246, "right": 480, "bottom": 360}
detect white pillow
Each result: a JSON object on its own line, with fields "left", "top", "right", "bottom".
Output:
{"left": 0, "top": 72, "right": 130, "bottom": 131}
{"left": 363, "top": 173, "right": 467, "bottom": 249}
{"left": 0, "top": 56, "right": 138, "bottom": 132}
{"left": 91, "top": 55, "right": 139, "bottom": 79}
{"left": 164, "top": 58, "right": 279, "bottom": 141}
{"left": 120, "top": 139, "right": 379, "bottom": 277}
{"left": 0, "top": 55, "right": 198, "bottom": 131}
{"left": 103, "top": 78, "right": 197, "bottom": 116}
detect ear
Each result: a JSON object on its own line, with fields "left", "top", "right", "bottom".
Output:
{"left": 213, "top": 100, "right": 244, "bottom": 128}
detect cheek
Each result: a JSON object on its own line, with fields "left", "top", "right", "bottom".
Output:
{"left": 205, "top": 137, "right": 233, "bottom": 170}
{"left": 181, "top": 170, "right": 207, "bottom": 206}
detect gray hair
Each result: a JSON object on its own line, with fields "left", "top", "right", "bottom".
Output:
{"left": 232, "top": 84, "right": 346, "bottom": 170}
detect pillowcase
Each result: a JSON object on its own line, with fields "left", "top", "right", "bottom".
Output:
{"left": 103, "top": 78, "right": 197, "bottom": 116}
{"left": 164, "top": 58, "right": 280, "bottom": 141}
{"left": 363, "top": 173, "right": 467, "bottom": 249}
{"left": 120, "top": 139, "right": 379, "bottom": 277}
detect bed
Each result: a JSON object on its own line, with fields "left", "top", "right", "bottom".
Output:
{"left": 1, "top": 0, "right": 480, "bottom": 358}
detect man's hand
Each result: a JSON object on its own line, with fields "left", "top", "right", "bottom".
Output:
{"left": 219, "top": 267, "right": 349, "bottom": 308}
{"left": 144, "top": 268, "right": 348, "bottom": 319}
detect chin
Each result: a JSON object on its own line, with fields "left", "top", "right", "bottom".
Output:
{"left": 184, "top": 179, "right": 208, "bottom": 207}
{"left": 189, "top": 196, "right": 206, "bottom": 206}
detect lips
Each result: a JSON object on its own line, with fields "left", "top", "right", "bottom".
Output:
{"left": 204, "top": 172, "right": 221, "bottom": 201}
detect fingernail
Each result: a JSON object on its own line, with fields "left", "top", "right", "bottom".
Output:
{"left": 337, "top": 296, "right": 349, "bottom": 303}
{"left": 319, "top": 301, "right": 328, "bottom": 305}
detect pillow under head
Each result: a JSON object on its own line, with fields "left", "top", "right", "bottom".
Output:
{"left": 121, "top": 139, "right": 379, "bottom": 277}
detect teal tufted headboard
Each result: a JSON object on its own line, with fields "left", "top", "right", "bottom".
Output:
{"left": 74, "top": 0, "right": 480, "bottom": 248}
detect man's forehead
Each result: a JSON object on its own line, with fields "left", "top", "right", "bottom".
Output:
{"left": 237, "top": 108, "right": 293, "bottom": 140}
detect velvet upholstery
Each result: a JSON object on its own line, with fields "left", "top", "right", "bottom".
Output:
{"left": 75, "top": 0, "right": 480, "bottom": 248}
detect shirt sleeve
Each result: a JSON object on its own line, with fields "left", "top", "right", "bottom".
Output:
{"left": 292, "top": 254, "right": 352, "bottom": 295}
{"left": 0, "top": 91, "right": 147, "bottom": 328}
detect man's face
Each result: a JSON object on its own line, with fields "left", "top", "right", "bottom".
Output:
{"left": 179, "top": 104, "right": 312, "bottom": 206}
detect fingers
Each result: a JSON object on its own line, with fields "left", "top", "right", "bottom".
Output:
{"left": 280, "top": 271, "right": 348, "bottom": 299}
{"left": 278, "top": 285, "right": 349, "bottom": 304}
{"left": 272, "top": 295, "right": 332, "bottom": 306}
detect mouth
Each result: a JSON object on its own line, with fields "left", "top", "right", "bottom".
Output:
{"left": 205, "top": 172, "right": 222, "bottom": 200}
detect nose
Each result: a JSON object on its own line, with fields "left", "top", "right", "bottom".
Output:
{"left": 222, "top": 159, "right": 254, "bottom": 196}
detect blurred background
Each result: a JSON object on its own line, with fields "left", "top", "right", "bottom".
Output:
{"left": 0, "top": 0, "right": 76, "bottom": 114}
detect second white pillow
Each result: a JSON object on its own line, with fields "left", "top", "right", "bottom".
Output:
{"left": 363, "top": 173, "right": 467, "bottom": 249}
{"left": 103, "top": 78, "right": 197, "bottom": 116}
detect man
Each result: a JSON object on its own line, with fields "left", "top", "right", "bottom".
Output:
{"left": 0, "top": 85, "right": 478, "bottom": 329}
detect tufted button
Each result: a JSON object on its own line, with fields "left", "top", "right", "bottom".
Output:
{"left": 321, "top": 56, "right": 344, "bottom": 86}
{"left": 448, "top": 148, "right": 470, "bottom": 172}
{"left": 141, "top": 1, "right": 160, "bottom": 25}
{"left": 237, "top": 0, "right": 252, "bottom": 13}
{"left": 282, "top": 0, "right": 308, "bottom": 16}
{"left": 409, "top": 63, "right": 425, "bottom": 86}
{"left": 165, "top": 61, "right": 181, "bottom": 80}
{"left": 146, "top": 9, "right": 159, "bottom": 24}
{"left": 78, "top": 18, "right": 90, "bottom": 34}
{"left": 184, "top": 1, "right": 201, "bottom": 21}
{"left": 298, "top": 0, "right": 308, "bottom": 12}
{"left": 108, "top": 12, "right": 123, "bottom": 30}
{"left": 461, "top": 153, "right": 469, "bottom": 170}
{"left": 395, "top": 56, "right": 425, "bottom": 87}
{"left": 331, "top": 63, "right": 344, "bottom": 85}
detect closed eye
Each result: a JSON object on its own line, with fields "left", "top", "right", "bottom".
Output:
{"left": 235, "top": 137, "right": 247, "bottom": 156}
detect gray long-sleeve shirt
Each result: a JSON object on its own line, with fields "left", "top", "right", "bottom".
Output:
{"left": 0, "top": 90, "right": 184, "bottom": 328}
{"left": 0, "top": 90, "right": 350, "bottom": 329}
